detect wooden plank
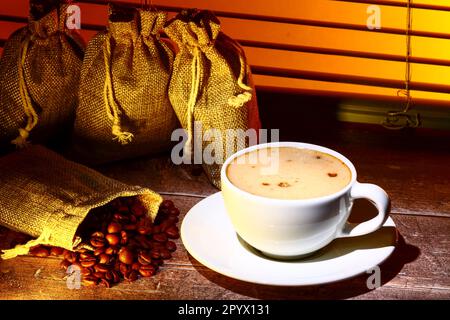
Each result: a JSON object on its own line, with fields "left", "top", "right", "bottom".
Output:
{"left": 0, "top": 194, "right": 449, "bottom": 299}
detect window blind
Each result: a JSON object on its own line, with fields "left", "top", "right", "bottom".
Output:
{"left": 1, "top": 0, "right": 450, "bottom": 106}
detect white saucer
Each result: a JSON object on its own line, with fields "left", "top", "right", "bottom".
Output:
{"left": 181, "top": 192, "right": 397, "bottom": 286}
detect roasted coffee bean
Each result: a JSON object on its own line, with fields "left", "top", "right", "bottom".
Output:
{"left": 129, "top": 215, "right": 137, "bottom": 224}
{"left": 82, "top": 276, "right": 98, "bottom": 286}
{"left": 113, "top": 213, "right": 128, "bottom": 222}
{"left": 153, "top": 233, "right": 168, "bottom": 243}
{"left": 81, "top": 267, "right": 93, "bottom": 277}
{"left": 120, "top": 231, "right": 128, "bottom": 245}
{"left": 64, "top": 251, "right": 78, "bottom": 264}
{"left": 139, "top": 265, "right": 156, "bottom": 277}
{"left": 151, "top": 242, "right": 164, "bottom": 250}
{"left": 93, "top": 272, "right": 105, "bottom": 279}
{"left": 137, "top": 226, "right": 152, "bottom": 235}
{"left": 131, "top": 204, "right": 146, "bottom": 217}
{"left": 79, "top": 252, "right": 95, "bottom": 261}
{"left": 165, "top": 226, "right": 180, "bottom": 239}
{"left": 166, "top": 241, "right": 177, "bottom": 252}
{"left": 50, "top": 247, "right": 64, "bottom": 256}
{"left": 135, "top": 253, "right": 147, "bottom": 263}
{"left": 105, "top": 234, "right": 120, "bottom": 246}
{"left": 150, "top": 249, "right": 160, "bottom": 259}
{"left": 125, "top": 270, "right": 139, "bottom": 282}
{"left": 30, "top": 246, "right": 50, "bottom": 257}
{"left": 131, "top": 262, "right": 141, "bottom": 271}
{"left": 91, "top": 231, "right": 105, "bottom": 238}
{"left": 168, "top": 208, "right": 180, "bottom": 216}
{"left": 159, "top": 221, "right": 172, "bottom": 232}
{"left": 119, "top": 263, "right": 130, "bottom": 276}
{"left": 166, "top": 216, "right": 179, "bottom": 224}
{"left": 98, "top": 253, "right": 111, "bottom": 264}
{"left": 104, "top": 271, "right": 114, "bottom": 282}
{"left": 111, "top": 270, "right": 121, "bottom": 283}
{"left": 118, "top": 248, "right": 134, "bottom": 265}
{"left": 80, "top": 257, "right": 97, "bottom": 268}
{"left": 60, "top": 260, "right": 71, "bottom": 271}
{"left": 137, "top": 252, "right": 152, "bottom": 265}
{"left": 94, "top": 264, "right": 110, "bottom": 273}
{"left": 160, "top": 249, "right": 172, "bottom": 260}
{"left": 90, "top": 237, "right": 106, "bottom": 248}
{"left": 107, "top": 222, "right": 122, "bottom": 234}
{"left": 105, "top": 247, "right": 119, "bottom": 255}
{"left": 161, "top": 200, "right": 174, "bottom": 210}
{"left": 93, "top": 247, "right": 105, "bottom": 256}
{"left": 99, "top": 278, "right": 112, "bottom": 288}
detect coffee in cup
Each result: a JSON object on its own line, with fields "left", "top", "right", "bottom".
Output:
{"left": 226, "top": 147, "right": 352, "bottom": 200}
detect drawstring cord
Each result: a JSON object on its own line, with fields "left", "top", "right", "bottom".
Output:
{"left": 1, "top": 228, "right": 52, "bottom": 260}
{"left": 103, "top": 36, "right": 134, "bottom": 145}
{"left": 11, "top": 38, "right": 39, "bottom": 148}
{"left": 184, "top": 41, "right": 253, "bottom": 157}
{"left": 184, "top": 46, "right": 201, "bottom": 159}
{"left": 227, "top": 39, "right": 253, "bottom": 108}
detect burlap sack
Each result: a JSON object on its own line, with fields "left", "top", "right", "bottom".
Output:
{"left": 164, "top": 10, "right": 261, "bottom": 188}
{"left": 0, "top": 145, "right": 162, "bottom": 259}
{"left": 71, "top": 5, "right": 178, "bottom": 164}
{"left": 0, "top": 2, "right": 84, "bottom": 154}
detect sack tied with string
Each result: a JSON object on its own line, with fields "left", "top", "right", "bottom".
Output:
{"left": 0, "top": 145, "right": 162, "bottom": 260}
{"left": 164, "top": 10, "right": 261, "bottom": 189}
{"left": 71, "top": 5, "right": 179, "bottom": 164}
{"left": 0, "top": 1, "right": 84, "bottom": 154}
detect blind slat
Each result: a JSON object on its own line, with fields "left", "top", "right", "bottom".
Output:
{"left": 343, "top": 0, "right": 450, "bottom": 10}
{"left": 3, "top": 0, "right": 450, "bottom": 38}
{"left": 254, "top": 74, "right": 450, "bottom": 105}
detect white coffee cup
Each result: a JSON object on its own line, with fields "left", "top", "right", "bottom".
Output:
{"left": 221, "top": 142, "right": 390, "bottom": 259}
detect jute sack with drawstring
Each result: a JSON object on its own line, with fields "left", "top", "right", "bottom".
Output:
{"left": 0, "top": 145, "right": 162, "bottom": 260}
{"left": 164, "top": 10, "right": 261, "bottom": 189}
{"left": 71, "top": 4, "right": 178, "bottom": 164}
{"left": 0, "top": 1, "right": 84, "bottom": 154}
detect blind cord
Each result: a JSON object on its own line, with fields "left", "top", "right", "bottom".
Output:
{"left": 382, "top": 0, "right": 420, "bottom": 130}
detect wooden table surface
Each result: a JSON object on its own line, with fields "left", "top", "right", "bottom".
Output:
{"left": 0, "top": 125, "right": 449, "bottom": 300}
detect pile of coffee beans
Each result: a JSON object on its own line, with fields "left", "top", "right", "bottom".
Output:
{"left": 29, "top": 197, "right": 180, "bottom": 288}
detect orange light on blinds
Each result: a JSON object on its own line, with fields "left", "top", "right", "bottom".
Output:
{"left": 1, "top": 0, "right": 450, "bottom": 105}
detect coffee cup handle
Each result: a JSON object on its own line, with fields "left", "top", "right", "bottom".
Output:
{"left": 337, "top": 182, "right": 390, "bottom": 238}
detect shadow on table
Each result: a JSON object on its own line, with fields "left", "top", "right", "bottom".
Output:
{"left": 189, "top": 199, "right": 421, "bottom": 300}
